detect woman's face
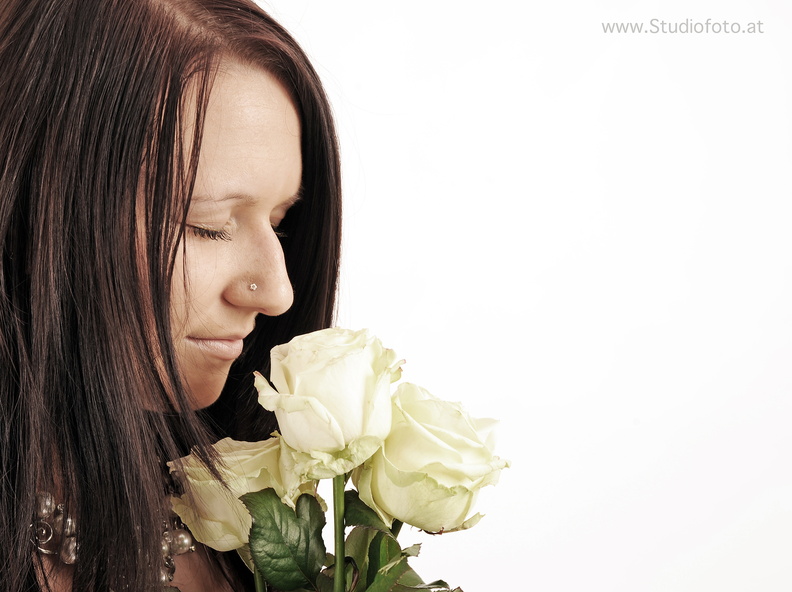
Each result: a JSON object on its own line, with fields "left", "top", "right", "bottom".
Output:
{"left": 171, "top": 61, "right": 301, "bottom": 408}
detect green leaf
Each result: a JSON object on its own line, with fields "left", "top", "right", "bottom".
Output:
{"left": 315, "top": 572, "right": 334, "bottom": 592}
{"left": 369, "top": 560, "right": 462, "bottom": 592}
{"left": 362, "top": 538, "right": 460, "bottom": 592}
{"left": 316, "top": 556, "right": 359, "bottom": 592}
{"left": 392, "top": 581, "right": 460, "bottom": 591}
{"left": 345, "top": 526, "right": 379, "bottom": 581}
{"left": 344, "top": 489, "right": 391, "bottom": 533}
{"left": 367, "top": 531, "right": 403, "bottom": 586}
{"left": 344, "top": 516, "right": 452, "bottom": 592}
{"left": 346, "top": 558, "right": 361, "bottom": 592}
{"left": 392, "top": 586, "right": 462, "bottom": 592}
{"left": 365, "top": 556, "right": 413, "bottom": 592}
{"left": 241, "top": 489, "right": 326, "bottom": 591}
{"left": 390, "top": 561, "right": 423, "bottom": 587}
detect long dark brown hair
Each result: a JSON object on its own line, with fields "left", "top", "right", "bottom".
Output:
{"left": 0, "top": 0, "right": 341, "bottom": 589}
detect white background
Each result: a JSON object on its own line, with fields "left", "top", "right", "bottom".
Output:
{"left": 257, "top": 1, "right": 792, "bottom": 590}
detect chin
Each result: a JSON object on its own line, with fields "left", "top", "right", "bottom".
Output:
{"left": 185, "top": 375, "right": 228, "bottom": 409}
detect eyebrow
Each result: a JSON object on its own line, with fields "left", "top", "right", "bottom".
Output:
{"left": 192, "top": 186, "right": 304, "bottom": 208}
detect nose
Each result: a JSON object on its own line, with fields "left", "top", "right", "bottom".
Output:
{"left": 226, "top": 227, "right": 294, "bottom": 316}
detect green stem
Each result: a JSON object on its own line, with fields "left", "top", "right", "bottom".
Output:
{"left": 253, "top": 564, "right": 267, "bottom": 592}
{"left": 333, "top": 474, "right": 346, "bottom": 592}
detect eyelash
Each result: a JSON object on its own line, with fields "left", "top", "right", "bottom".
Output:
{"left": 190, "top": 226, "right": 231, "bottom": 241}
{"left": 189, "top": 225, "right": 287, "bottom": 241}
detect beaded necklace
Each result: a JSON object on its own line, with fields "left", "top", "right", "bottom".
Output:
{"left": 32, "top": 491, "right": 195, "bottom": 588}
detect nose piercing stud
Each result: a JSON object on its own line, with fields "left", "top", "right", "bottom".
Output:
{"left": 249, "top": 283, "right": 258, "bottom": 291}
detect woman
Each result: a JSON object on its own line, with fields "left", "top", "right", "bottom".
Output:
{"left": 0, "top": 0, "right": 341, "bottom": 590}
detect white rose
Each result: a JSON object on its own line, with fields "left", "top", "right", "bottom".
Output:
{"left": 353, "top": 383, "right": 509, "bottom": 533}
{"left": 254, "top": 328, "right": 402, "bottom": 482}
{"left": 168, "top": 437, "right": 315, "bottom": 552}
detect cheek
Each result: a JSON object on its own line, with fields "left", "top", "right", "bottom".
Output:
{"left": 170, "top": 242, "right": 225, "bottom": 333}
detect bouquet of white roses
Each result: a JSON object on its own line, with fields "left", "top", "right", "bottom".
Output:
{"left": 169, "top": 328, "right": 509, "bottom": 592}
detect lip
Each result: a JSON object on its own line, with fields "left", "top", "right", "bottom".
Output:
{"left": 186, "top": 337, "right": 245, "bottom": 361}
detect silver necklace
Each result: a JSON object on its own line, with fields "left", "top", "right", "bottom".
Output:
{"left": 32, "top": 491, "right": 195, "bottom": 587}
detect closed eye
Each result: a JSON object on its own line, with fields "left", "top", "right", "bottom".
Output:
{"left": 190, "top": 225, "right": 231, "bottom": 241}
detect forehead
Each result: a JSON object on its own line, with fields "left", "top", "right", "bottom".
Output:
{"left": 190, "top": 60, "right": 302, "bottom": 203}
